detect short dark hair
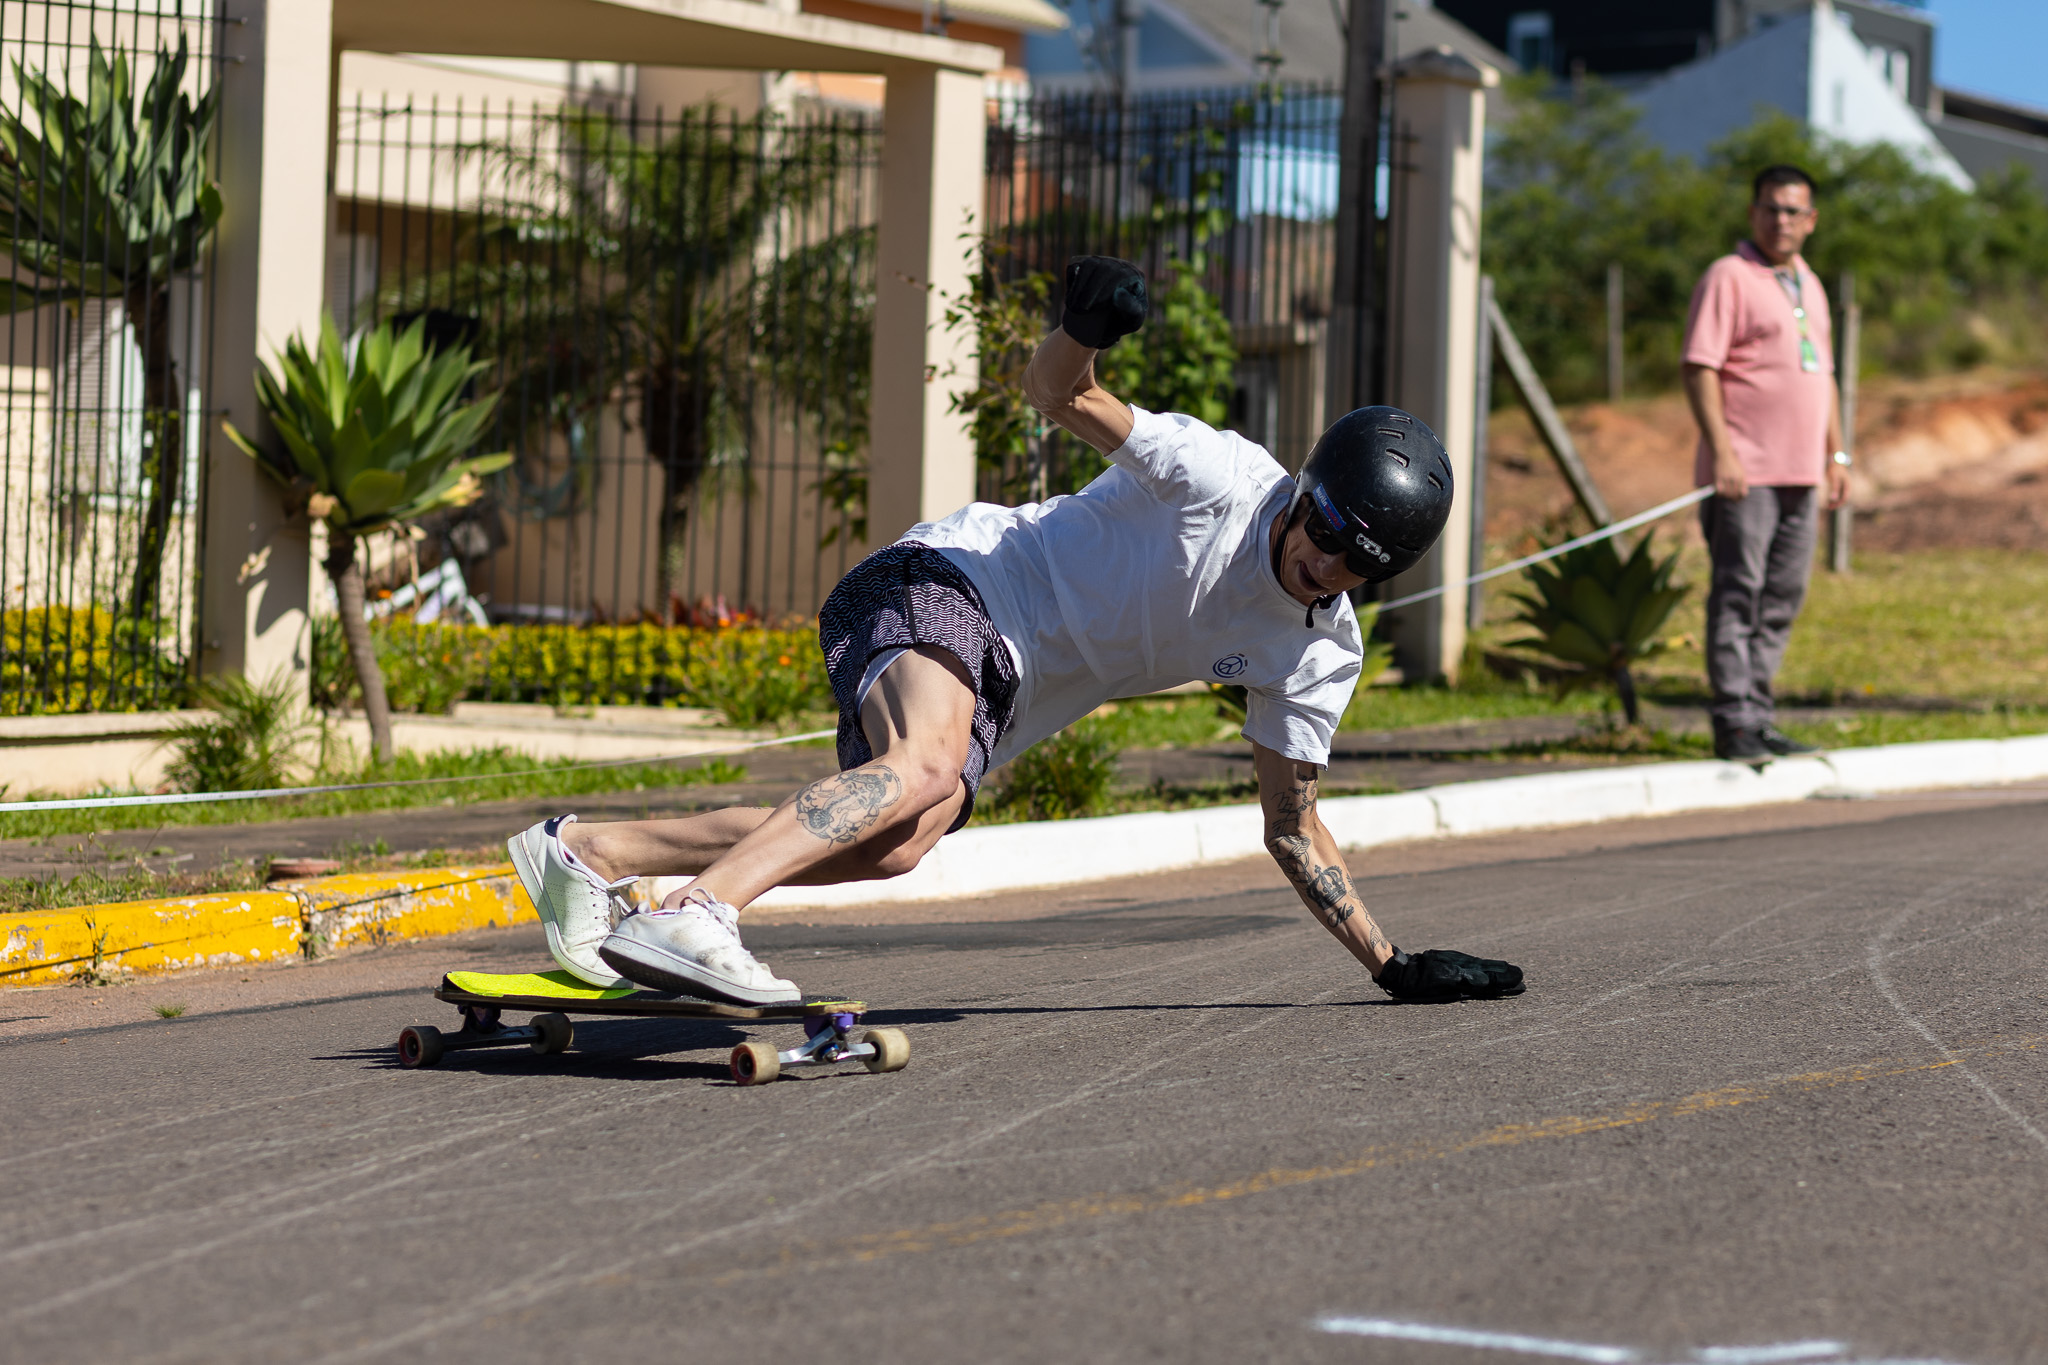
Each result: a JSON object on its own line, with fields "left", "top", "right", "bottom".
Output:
{"left": 1752, "top": 164, "right": 1816, "bottom": 203}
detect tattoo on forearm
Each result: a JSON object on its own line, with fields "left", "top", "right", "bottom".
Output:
{"left": 1305, "top": 866, "right": 1353, "bottom": 921}
{"left": 795, "top": 766, "right": 903, "bottom": 844}
{"left": 1268, "top": 836, "right": 1359, "bottom": 929}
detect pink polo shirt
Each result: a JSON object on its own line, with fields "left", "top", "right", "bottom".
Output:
{"left": 1682, "top": 240, "right": 1834, "bottom": 487}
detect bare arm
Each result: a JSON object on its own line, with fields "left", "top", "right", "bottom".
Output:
{"left": 1022, "top": 328, "right": 1135, "bottom": 455}
{"left": 1254, "top": 742, "right": 1394, "bottom": 976}
{"left": 1682, "top": 362, "right": 1746, "bottom": 500}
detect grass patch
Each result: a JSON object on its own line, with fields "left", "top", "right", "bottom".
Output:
{"left": 1777, "top": 551, "right": 2048, "bottom": 704}
{"left": 153, "top": 1003, "right": 186, "bottom": 1018}
{"left": 0, "top": 750, "right": 748, "bottom": 842}
{"left": 1777, "top": 706, "right": 2048, "bottom": 748}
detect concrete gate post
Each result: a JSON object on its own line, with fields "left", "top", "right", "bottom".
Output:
{"left": 866, "top": 64, "right": 986, "bottom": 546}
{"left": 1379, "top": 46, "right": 1495, "bottom": 685}
{"left": 199, "top": 0, "right": 333, "bottom": 693}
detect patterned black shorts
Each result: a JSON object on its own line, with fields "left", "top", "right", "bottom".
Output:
{"left": 817, "top": 542, "right": 1019, "bottom": 831}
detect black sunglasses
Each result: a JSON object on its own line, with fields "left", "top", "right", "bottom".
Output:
{"left": 1302, "top": 504, "right": 1385, "bottom": 579}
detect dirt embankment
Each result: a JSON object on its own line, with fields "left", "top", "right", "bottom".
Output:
{"left": 1482, "top": 369, "right": 2048, "bottom": 554}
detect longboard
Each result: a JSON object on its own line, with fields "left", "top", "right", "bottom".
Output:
{"left": 396, "top": 969, "right": 909, "bottom": 1085}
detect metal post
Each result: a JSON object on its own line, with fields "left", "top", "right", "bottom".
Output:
{"left": 1605, "top": 261, "right": 1623, "bottom": 403}
{"left": 1325, "top": 0, "right": 1387, "bottom": 419}
{"left": 1831, "top": 269, "right": 1859, "bottom": 574}
{"left": 1468, "top": 274, "right": 1495, "bottom": 631}
{"left": 1116, "top": 0, "right": 1143, "bottom": 100}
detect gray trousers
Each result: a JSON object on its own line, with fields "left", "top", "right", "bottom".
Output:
{"left": 1699, "top": 485, "right": 1819, "bottom": 731}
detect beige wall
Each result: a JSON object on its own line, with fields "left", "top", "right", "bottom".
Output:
{"left": 1379, "top": 47, "right": 1495, "bottom": 684}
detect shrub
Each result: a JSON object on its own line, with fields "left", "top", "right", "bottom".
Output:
{"left": 994, "top": 721, "right": 1118, "bottom": 820}
{"left": 1506, "top": 531, "right": 1689, "bottom": 725}
{"left": 162, "top": 673, "right": 319, "bottom": 793}
{"left": 0, "top": 606, "right": 188, "bottom": 715}
{"left": 309, "top": 616, "right": 832, "bottom": 727}
{"left": 682, "top": 629, "right": 834, "bottom": 727}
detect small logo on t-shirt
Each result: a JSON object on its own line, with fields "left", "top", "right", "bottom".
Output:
{"left": 1212, "top": 653, "right": 1249, "bottom": 679}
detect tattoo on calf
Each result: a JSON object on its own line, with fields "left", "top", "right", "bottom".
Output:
{"left": 795, "top": 766, "right": 904, "bottom": 844}
{"left": 1306, "top": 866, "right": 1354, "bottom": 923}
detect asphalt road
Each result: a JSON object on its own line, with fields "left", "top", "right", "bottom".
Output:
{"left": 5, "top": 790, "right": 2047, "bottom": 1364}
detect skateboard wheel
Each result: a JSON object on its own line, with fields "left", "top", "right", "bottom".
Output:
{"left": 730, "top": 1041, "right": 781, "bottom": 1086}
{"left": 859, "top": 1027, "right": 910, "bottom": 1074}
{"left": 398, "top": 1025, "right": 444, "bottom": 1069}
{"left": 529, "top": 1012, "right": 574, "bottom": 1056}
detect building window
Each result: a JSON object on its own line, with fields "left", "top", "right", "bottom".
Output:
{"left": 1507, "top": 11, "right": 1553, "bottom": 76}
{"left": 1868, "top": 44, "right": 1911, "bottom": 100}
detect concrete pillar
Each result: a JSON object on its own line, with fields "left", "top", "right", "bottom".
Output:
{"left": 200, "top": 0, "right": 333, "bottom": 692}
{"left": 1379, "top": 46, "right": 1494, "bottom": 685}
{"left": 866, "top": 64, "right": 985, "bottom": 545}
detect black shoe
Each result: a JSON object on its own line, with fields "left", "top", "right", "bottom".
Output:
{"left": 1756, "top": 724, "right": 1818, "bottom": 756}
{"left": 1713, "top": 725, "right": 1771, "bottom": 762}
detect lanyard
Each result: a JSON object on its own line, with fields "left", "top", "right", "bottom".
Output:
{"left": 1773, "top": 261, "right": 1823, "bottom": 373}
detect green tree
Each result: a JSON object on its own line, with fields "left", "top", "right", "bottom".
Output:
{"left": 1483, "top": 76, "right": 2048, "bottom": 398}
{"left": 0, "top": 36, "right": 222, "bottom": 619}
{"left": 225, "top": 315, "right": 511, "bottom": 762}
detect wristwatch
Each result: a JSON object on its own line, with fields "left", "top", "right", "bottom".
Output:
{"left": 1831, "top": 450, "right": 1853, "bottom": 468}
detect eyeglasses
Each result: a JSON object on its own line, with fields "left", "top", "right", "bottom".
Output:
{"left": 1302, "top": 504, "right": 1385, "bottom": 579}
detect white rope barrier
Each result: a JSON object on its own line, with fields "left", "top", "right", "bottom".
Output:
{"left": 1376, "top": 485, "right": 1714, "bottom": 613}
{"left": 0, "top": 728, "right": 836, "bottom": 814}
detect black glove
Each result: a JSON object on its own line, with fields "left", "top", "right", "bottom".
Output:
{"left": 1061, "top": 255, "right": 1148, "bottom": 350}
{"left": 1375, "top": 947, "right": 1525, "bottom": 1002}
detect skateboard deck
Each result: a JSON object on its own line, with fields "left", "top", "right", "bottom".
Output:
{"left": 397, "top": 969, "right": 908, "bottom": 1085}
{"left": 437, "top": 969, "right": 864, "bottom": 1020}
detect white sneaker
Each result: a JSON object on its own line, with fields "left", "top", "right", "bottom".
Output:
{"left": 599, "top": 890, "right": 801, "bottom": 1006}
{"left": 508, "top": 814, "right": 636, "bottom": 988}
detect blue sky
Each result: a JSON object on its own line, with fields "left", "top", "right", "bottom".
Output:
{"left": 1930, "top": 0, "right": 2048, "bottom": 110}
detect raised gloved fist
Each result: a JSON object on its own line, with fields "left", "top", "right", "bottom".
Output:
{"left": 1375, "top": 947, "right": 1524, "bottom": 1003}
{"left": 1061, "top": 255, "right": 1148, "bottom": 350}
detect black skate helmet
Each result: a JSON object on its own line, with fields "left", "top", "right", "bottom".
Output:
{"left": 1289, "top": 405, "right": 1454, "bottom": 586}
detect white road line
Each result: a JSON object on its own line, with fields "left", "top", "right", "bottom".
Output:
{"left": 1696, "top": 1346, "right": 1846, "bottom": 1364}
{"left": 1315, "top": 1316, "right": 1639, "bottom": 1362}
{"left": 1314, "top": 1318, "right": 1968, "bottom": 1365}
{"left": 1865, "top": 872, "right": 2048, "bottom": 1155}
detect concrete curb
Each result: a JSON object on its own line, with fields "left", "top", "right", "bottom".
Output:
{"left": 5, "top": 732, "right": 2046, "bottom": 985}
{"left": 749, "top": 732, "right": 2048, "bottom": 909}
{"left": 0, "top": 866, "right": 532, "bottom": 988}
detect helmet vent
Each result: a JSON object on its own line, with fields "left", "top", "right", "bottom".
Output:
{"left": 1426, "top": 473, "right": 1444, "bottom": 491}
{"left": 1389, "top": 451, "right": 1410, "bottom": 468}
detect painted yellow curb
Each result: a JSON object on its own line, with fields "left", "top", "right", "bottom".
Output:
{"left": 0, "top": 864, "right": 535, "bottom": 988}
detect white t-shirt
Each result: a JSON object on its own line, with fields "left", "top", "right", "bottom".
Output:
{"left": 902, "top": 406, "right": 1364, "bottom": 768}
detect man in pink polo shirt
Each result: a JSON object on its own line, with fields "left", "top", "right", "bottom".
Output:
{"left": 1681, "top": 164, "right": 1851, "bottom": 763}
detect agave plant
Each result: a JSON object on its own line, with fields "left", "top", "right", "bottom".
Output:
{"left": 1507, "top": 532, "right": 1690, "bottom": 725}
{"left": 0, "top": 36, "right": 223, "bottom": 616}
{"left": 225, "top": 314, "right": 510, "bottom": 761}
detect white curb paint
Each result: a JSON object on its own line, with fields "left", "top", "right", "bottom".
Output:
{"left": 752, "top": 733, "right": 2048, "bottom": 910}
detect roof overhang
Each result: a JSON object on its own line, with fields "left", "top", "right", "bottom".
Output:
{"left": 333, "top": 0, "right": 1005, "bottom": 75}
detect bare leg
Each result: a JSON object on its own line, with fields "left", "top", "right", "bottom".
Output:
{"left": 562, "top": 646, "right": 976, "bottom": 905}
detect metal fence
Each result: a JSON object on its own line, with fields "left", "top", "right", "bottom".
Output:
{"left": 329, "top": 82, "right": 1343, "bottom": 705}
{"left": 0, "top": 1, "right": 219, "bottom": 716}
{"left": 331, "top": 95, "right": 880, "bottom": 647}
{"left": 985, "top": 84, "right": 1342, "bottom": 497}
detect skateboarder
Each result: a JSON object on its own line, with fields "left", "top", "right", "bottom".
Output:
{"left": 509, "top": 256, "right": 1523, "bottom": 1009}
